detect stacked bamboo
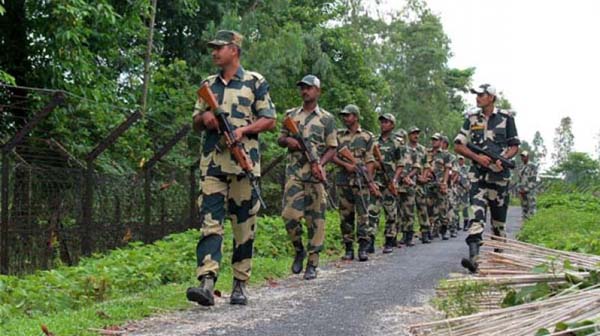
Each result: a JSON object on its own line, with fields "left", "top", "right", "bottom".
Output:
{"left": 410, "top": 287, "right": 600, "bottom": 336}
{"left": 414, "top": 236, "right": 600, "bottom": 335}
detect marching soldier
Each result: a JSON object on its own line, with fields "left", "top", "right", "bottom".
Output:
{"left": 278, "top": 75, "right": 337, "bottom": 280}
{"left": 454, "top": 84, "right": 520, "bottom": 273}
{"left": 187, "top": 30, "right": 276, "bottom": 306}
{"left": 442, "top": 136, "right": 460, "bottom": 238}
{"left": 369, "top": 113, "right": 404, "bottom": 253}
{"left": 398, "top": 127, "right": 431, "bottom": 245}
{"left": 425, "top": 133, "right": 452, "bottom": 240}
{"left": 518, "top": 151, "right": 538, "bottom": 220}
{"left": 333, "top": 104, "right": 379, "bottom": 262}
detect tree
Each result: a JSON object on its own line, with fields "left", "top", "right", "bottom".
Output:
{"left": 554, "top": 152, "right": 600, "bottom": 185}
{"left": 531, "top": 131, "right": 548, "bottom": 165}
{"left": 552, "top": 117, "right": 575, "bottom": 167}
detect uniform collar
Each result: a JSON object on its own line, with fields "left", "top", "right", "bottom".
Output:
{"left": 218, "top": 66, "right": 245, "bottom": 83}
{"left": 343, "top": 126, "right": 363, "bottom": 134}
{"left": 300, "top": 105, "right": 322, "bottom": 116}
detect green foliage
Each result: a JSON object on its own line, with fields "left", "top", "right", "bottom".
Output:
{"left": 552, "top": 152, "right": 600, "bottom": 185}
{"left": 433, "top": 280, "right": 496, "bottom": 317}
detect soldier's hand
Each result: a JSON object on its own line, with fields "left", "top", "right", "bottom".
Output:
{"left": 403, "top": 176, "right": 415, "bottom": 186}
{"left": 285, "top": 137, "right": 302, "bottom": 151}
{"left": 369, "top": 182, "right": 381, "bottom": 198}
{"left": 476, "top": 154, "right": 493, "bottom": 168}
{"left": 440, "top": 183, "right": 448, "bottom": 194}
{"left": 311, "top": 163, "right": 327, "bottom": 182}
{"left": 417, "top": 176, "right": 428, "bottom": 184}
{"left": 373, "top": 161, "right": 382, "bottom": 170}
{"left": 494, "top": 159, "right": 504, "bottom": 172}
{"left": 345, "top": 163, "right": 357, "bottom": 173}
{"left": 201, "top": 111, "right": 219, "bottom": 130}
{"left": 233, "top": 126, "right": 247, "bottom": 141}
{"left": 388, "top": 183, "right": 398, "bottom": 196}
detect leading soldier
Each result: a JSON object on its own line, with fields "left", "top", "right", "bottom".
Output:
{"left": 454, "top": 84, "right": 520, "bottom": 273}
{"left": 187, "top": 30, "right": 276, "bottom": 306}
{"left": 279, "top": 75, "right": 337, "bottom": 280}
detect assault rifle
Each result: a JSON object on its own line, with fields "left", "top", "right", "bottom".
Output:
{"left": 338, "top": 147, "right": 381, "bottom": 211}
{"left": 373, "top": 144, "right": 398, "bottom": 196}
{"left": 197, "top": 83, "right": 267, "bottom": 209}
{"left": 467, "top": 143, "right": 515, "bottom": 170}
{"left": 282, "top": 116, "right": 337, "bottom": 208}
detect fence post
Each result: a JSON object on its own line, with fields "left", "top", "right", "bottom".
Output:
{"left": 0, "top": 150, "right": 9, "bottom": 274}
{"left": 81, "top": 160, "right": 94, "bottom": 255}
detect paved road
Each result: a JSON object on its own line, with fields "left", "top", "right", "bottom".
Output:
{"left": 129, "top": 207, "right": 522, "bottom": 336}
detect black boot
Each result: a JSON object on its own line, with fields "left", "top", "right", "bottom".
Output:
{"left": 230, "top": 278, "right": 248, "bottom": 305}
{"left": 304, "top": 262, "right": 317, "bottom": 280}
{"left": 421, "top": 231, "right": 431, "bottom": 244}
{"left": 463, "top": 219, "right": 469, "bottom": 231}
{"left": 450, "top": 229, "right": 457, "bottom": 238}
{"left": 367, "top": 235, "right": 375, "bottom": 254}
{"left": 461, "top": 241, "right": 480, "bottom": 273}
{"left": 383, "top": 236, "right": 394, "bottom": 254}
{"left": 441, "top": 225, "right": 449, "bottom": 240}
{"left": 358, "top": 239, "right": 369, "bottom": 261}
{"left": 186, "top": 274, "right": 215, "bottom": 306}
{"left": 342, "top": 242, "right": 354, "bottom": 261}
{"left": 291, "top": 241, "right": 306, "bottom": 274}
{"left": 406, "top": 231, "right": 415, "bottom": 247}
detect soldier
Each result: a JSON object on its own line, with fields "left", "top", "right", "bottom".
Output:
{"left": 454, "top": 84, "right": 520, "bottom": 273}
{"left": 278, "top": 75, "right": 337, "bottom": 280}
{"left": 398, "top": 127, "right": 431, "bottom": 245}
{"left": 187, "top": 30, "right": 276, "bottom": 306}
{"left": 456, "top": 155, "right": 472, "bottom": 231}
{"left": 425, "top": 133, "right": 452, "bottom": 240}
{"left": 333, "top": 104, "right": 379, "bottom": 262}
{"left": 518, "top": 151, "right": 538, "bottom": 220}
{"left": 442, "top": 136, "right": 460, "bottom": 238}
{"left": 369, "top": 113, "right": 404, "bottom": 253}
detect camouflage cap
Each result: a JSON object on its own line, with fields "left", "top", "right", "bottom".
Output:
{"left": 296, "top": 74, "right": 321, "bottom": 88}
{"left": 378, "top": 113, "right": 396, "bottom": 124}
{"left": 394, "top": 128, "right": 407, "bottom": 138}
{"left": 408, "top": 126, "right": 420, "bottom": 134}
{"left": 207, "top": 30, "right": 243, "bottom": 48}
{"left": 470, "top": 83, "right": 497, "bottom": 97}
{"left": 458, "top": 155, "right": 465, "bottom": 160}
{"left": 441, "top": 135, "right": 450, "bottom": 144}
{"left": 430, "top": 132, "right": 442, "bottom": 140}
{"left": 340, "top": 104, "right": 360, "bottom": 115}
{"left": 520, "top": 150, "right": 529, "bottom": 157}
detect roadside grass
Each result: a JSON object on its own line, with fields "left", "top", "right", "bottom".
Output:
{"left": 0, "top": 212, "right": 346, "bottom": 336}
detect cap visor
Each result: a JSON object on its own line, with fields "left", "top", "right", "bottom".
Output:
{"left": 207, "top": 40, "right": 229, "bottom": 47}
{"left": 470, "top": 88, "right": 484, "bottom": 94}
{"left": 296, "top": 80, "right": 313, "bottom": 87}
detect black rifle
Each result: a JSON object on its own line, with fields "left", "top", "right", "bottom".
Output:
{"left": 467, "top": 143, "right": 515, "bottom": 170}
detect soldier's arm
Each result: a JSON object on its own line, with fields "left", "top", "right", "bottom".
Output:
{"left": 237, "top": 76, "right": 277, "bottom": 138}
{"left": 321, "top": 147, "right": 337, "bottom": 165}
{"left": 321, "top": 116, "right": 338, "bottom": 165}
{"left": 503, "top": 115, "right": 520, "bottom": 159}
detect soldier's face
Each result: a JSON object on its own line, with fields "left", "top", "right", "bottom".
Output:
{"left": 342, "top": 113, "right": 358, "bottom": 126}
{"left": 211, "top": 44, "right": 237, "bottom": 67}
{"left": 521, "top": 155, "right": 528, "bottom": 163}
{"left": 409, "top": 132, "right": 420, "bottom": 142}
{"left": 431, "top": 139, "right": 441, "bottom": 149}
{"left": 379, "top": 119, "right": 394, "bottom": 133}
{"left": 299, "top": 85, "right": 320, "bottom": 103}
{"left": 476, "top": 93, "right": 494, "bottom": 108}
{"left": 459, "top": 159, "right": 464, "bottom": 165}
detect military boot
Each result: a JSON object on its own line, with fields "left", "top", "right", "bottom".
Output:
{"left": 421, "top": 231, "right": 431, "bottom": 244}
{"left": 304, "top": 262, "right": 317, "bottom": 280}
{"left": 462, "top": 219, "right": 469, "bottom": 231}
{"left": 230, "top": 278, "right": 248, "bottom": 305}
{"left": 342, "top": 242, "right": 354, "bottom": 261}
{"left": 441, "top": 225, "right": 449, "bottom": 240}
{"left": 450, "top": 228, "right": 457, "bottom": 238}
{"left": 461, "top": 241, "right": 480, "bottom": 273}
{"left": 358, "top": 239, "right": 369, "bottom": 262}
{"left": 405, "top": 231, "right": 415, "bottom": 247}
{"left": 291, "top": 241, "right": 306, "bottom": 274}
{"left": 367, "top": 234, "right": 376, "bottom": 254}
{"left": 382, "top": 236, "right": 394, "bottom": 254}
{"left": 186, "top": 274, "right": 215, "bottom": 306}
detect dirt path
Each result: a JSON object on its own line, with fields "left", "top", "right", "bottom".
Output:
{"left": 128, "top": 207, "right": 522, "bottom": 336}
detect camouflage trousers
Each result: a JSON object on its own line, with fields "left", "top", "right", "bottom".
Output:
{"left": 467, "top": 179, "right": 509, "bottom": 244}
{"left": 460, "top": 190, "right": 470, "bottom": 222}
{"left": 398, "top": 186, "right": 430, "bottom": 233}
{"left": 339, "top": 185, "right": 373, "bottom": 243}
{"left": 449, "top": 187, "right": 460, "bottom": 232}
{"left": 281, "top": 178, "right": 327, "bottom": 266}
{"left": 195, "top": 174, "right": 259, "bottom": 282}
{"left": 368, "top": 187, "right": 398, "bottom": 239}
{"left": 426, "top": 187, "right": 449, "bottom": 235}
{"left": 520, "top": 192, "right": 536, "bottom": 220}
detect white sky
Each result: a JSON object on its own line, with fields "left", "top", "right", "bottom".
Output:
{"left": 371, "top": 0, "right": 600, "bottom": 162}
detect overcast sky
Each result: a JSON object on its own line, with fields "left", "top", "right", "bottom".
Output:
{"left": 371, "top": 0, "right": 600, "bottom": 165}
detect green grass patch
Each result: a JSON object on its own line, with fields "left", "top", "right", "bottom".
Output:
{"left": 0, "top": 212, "right": 346, "bottom": 335}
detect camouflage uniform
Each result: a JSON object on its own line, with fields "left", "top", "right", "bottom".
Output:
{"left": 192, "top": 66, "right": 275, "bottom": 283}
{"left": 447, "top": 151, "right": 460, "bottom": 235}
{"left": 454, "top": 107, "right": 520, "bottom": 245}
{"left": 399, "top": 142, "right": 431, "bottom": 239}
{"left": 336, "top": 128, "right": 376, "bottom": 244}
{"left": 425, "top": 145, "right": 452, "bottom": 238}
{"left": 457, "top": 161, "right": 471, "bottom": 227}
{"left": 281, "top": 106, "right": 337, "bottom": 267}
{"left": 518, "top": 161, "right": 538, "bottom": 220}
{"left": 368, "top": 133, "right": 403, "bottom": 241}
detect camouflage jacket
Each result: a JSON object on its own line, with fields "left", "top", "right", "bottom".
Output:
{"left": 280, "top": 105, "right": 337, "bottom": 182}
{"left": 193, "top": 66, "right": 276, "bottom": 176}
{"left": 336, "top": 127, "right": 376, "bottom": 186}
{"left": 374, "top": 134, "right": 403, "bottom": 187}
{"left": 518, "top": 162, "right": 538, "bottom": 193}
{"left": 457, "top": 163, "right": 471, "bottom": 191}
{"left": 401, "top": 142, "right": 428, "bottom": 185}
{"left": 454, "top": 107, "right": 520, "bottom": 182}
{"left": 427, "top": 148, "right": 453, "bottom": 182}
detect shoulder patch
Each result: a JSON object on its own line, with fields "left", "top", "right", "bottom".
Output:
{"left": 498, "top": 109, "right": 516, "bottom": 117}
{"left": 285, "top": 107, "right": 300, "bottom": 116}
{"left": 466, "top": 107, "right": 481, "bottom": 116}
{"left": 203, "top": 75, "right": 218, "bottom": 85}
{"left": 247, "top": 71, "right": 265, "bottom": 82}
